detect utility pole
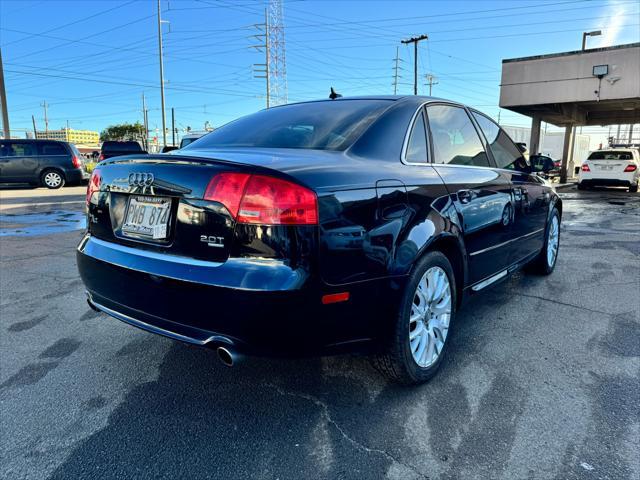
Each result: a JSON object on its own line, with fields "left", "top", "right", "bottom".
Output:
{"left": 66, "top": 120, "right": 70, "bottom": 141}
{"left": 157, "top": 0, "right": 167, "bottom": 148}
{"left": 0, "top": 48, "right": 9, "bottom": 139}
{"left": 171, "top": 107, "right": 175, "bottom": 146}
{"left": 41, "top": 101, "right": 49, "bottom": 135}
{"left": 31, "top": 115, "right": 37, "bottom": 138}
{"left": 392, "top": 46, "right": 403, "bottom": 95}
{"left": 425, "top": 73, "right": 438, "bottom": 96}
{"left": 142, "top": 93, "right": 148, "bottom": 150}
{"left": 401, "top": 34, "right": 428, "bottom": 95}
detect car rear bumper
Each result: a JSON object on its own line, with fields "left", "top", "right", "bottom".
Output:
{"left": 66, "top": 168, "right": 90, "bottom": 184}
{"left": 77, "top": 234, "right": 398, "bottom": 356}
{"left": 579, "top": 178, "right": 635, "bottom": 187}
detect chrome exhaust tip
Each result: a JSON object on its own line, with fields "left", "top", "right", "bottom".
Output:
{"left": 217, "top": 347, "right": 238, "bottom": 367}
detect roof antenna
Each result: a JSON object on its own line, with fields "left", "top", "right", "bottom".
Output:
{"left": 329, "top": 87, "right": 342, "bottom": 100}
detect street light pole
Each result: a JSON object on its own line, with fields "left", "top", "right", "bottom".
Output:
{"left": 401, "top": 34, "right": 428, "bottom": 95}
{"left": 157, "top": 0, "right": 167, "bottom": 149}
{"left": 582, "top": 30, "right": 601, "bottom": 50}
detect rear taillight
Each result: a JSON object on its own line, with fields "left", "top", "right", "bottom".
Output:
{"left": 98, "top": 153, "right": 105, "bottom": 161}
{"left": 87, "top": 169, "right": 101, "bottom": 205}
{"left": 581, "top": 164, "right": 590, "bottom": 172}
{"left": 624, "top": 164, "right": 637, "bottom": 172}
{"left": 72, "top": 155, "right": 82, "bottom": 169}
{"left": 204, "top": 172, "right": 318, "bottom": 225}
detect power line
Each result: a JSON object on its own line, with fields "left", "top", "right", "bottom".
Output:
{"left": 1, "top": 0, "right": 138, "bottom": 47}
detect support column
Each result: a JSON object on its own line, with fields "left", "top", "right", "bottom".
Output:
{"left": 560, "top": 125, "right": 574, "bottom": 184}
{"left": 529, "top": 115, "right": 541, "bottom": 155}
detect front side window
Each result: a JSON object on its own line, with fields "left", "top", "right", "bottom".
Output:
{"left": 6, "top": 142, "right": 37, "bottom": 157}
{"left": 427, "top": 105, "right": 490, "bottom": 167}
{"left": 185, "top": 100, "right": 392, "bottom": 151}
{"left": 405, "top": 110, "right": 428, "bottom": 163}
{"left": 472, "top": 112, "right": 525, "bottom": 170}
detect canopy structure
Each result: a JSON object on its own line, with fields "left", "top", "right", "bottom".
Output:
{"left": 499, "top": 43, "right": 640, "bottom": 181}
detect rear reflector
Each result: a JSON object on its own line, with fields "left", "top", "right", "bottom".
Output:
{"left": 204, "top": 172, "right": 318, "bottom": 225}
{"left": 581, "top": 164, "right": 590, "bottom": 172}
{"left": 322, "top": 292, "right": 350, "bottom": 304}
{"left": 624, "top": 164, "right": 637, "bottom": 172}
{"left": 87, "top": 168, "right": 101, "bottom": 205}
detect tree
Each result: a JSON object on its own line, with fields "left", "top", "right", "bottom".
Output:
{"left": 100, "top": 122, "right": 145, "bottom": 142}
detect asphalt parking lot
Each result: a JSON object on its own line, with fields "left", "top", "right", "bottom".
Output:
{"left": 0, "top": 184, "right": 638, "bottom": 480}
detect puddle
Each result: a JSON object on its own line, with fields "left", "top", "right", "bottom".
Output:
{"left": 0, "top": 210, "right": 86, "bottom": 237}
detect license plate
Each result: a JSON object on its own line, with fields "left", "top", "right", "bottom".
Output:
{"left": 122, "top": 196, "right": 171, "bottom": 240}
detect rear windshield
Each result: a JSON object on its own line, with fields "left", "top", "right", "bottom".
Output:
{"left": 185, "top": 100, "right": 392, "bottom": 151}
{"left": 102, "top": 141, "right": 142, "bottom": 152}
{"left": 588, "top": 151, "right": 633, "bottom": 160}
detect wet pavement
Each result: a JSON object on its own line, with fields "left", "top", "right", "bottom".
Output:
{"left": 0, "top": 185, "right": 638, "bottom": 480}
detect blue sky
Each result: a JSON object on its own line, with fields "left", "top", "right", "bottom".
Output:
{"left": 1, "top": 0, "right": 638, "bottom": 139}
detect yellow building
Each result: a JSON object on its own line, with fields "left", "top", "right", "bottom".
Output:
{"left": 36, "top": 128, "right": 99, "bottom": 146}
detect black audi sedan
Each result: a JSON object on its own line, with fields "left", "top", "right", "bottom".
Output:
{"left": 78, "top": 96, "right": 561, "bottom": 385}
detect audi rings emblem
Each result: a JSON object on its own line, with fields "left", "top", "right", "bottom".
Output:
{"left": 129, "top": 172, "right": 155, "bottom": 187}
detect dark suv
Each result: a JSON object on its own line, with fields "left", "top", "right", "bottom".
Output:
{"left": 0, "top": 139, "right": 88, "bottom": 189}
{"left": 99, "top": 141, "right": 146, "bottom": 161}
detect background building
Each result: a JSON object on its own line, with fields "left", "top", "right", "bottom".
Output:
{"left": 35, "top": 128, "right": 99, "bottom": 146}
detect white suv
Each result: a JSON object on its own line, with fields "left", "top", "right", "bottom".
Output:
{"left": 578, "top": 148, "right": 640, "bottom": 193}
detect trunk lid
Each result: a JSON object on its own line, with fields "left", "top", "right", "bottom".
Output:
{"left": 88, "top": 155, "right": 269, "bottom": 262}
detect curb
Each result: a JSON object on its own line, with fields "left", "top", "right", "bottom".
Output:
{"left": 554, "top": 182, "right": 577, "bottom": 190}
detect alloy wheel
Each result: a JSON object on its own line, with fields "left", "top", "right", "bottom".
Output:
{"left": 409, "top": 266, "right": 452, "bottom": 368}
{"left": 547, "top": 215, "right": 559, "bottom": 267}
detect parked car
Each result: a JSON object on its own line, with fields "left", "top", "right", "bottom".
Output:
{"left": 78, "top": 96, "right": 562, "bottom": 385}
{"left": 0, "top": 139, "right": 88, "bottom": 188}
{"left": 179, "top": 133, "right": 206, "bottom": 149}
{"left": 578, "top": 149, "right": 639, "bottom": 192}
{"left": 530, "top": 154, "right": 560, "bottom": 180}
{"left": 99, "top": 141, "right": 146, "bottom": 161}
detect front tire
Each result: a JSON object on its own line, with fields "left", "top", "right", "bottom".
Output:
{"left": 41, "top": 169, "right": 65, "bottom": 189}
{"left": 372, "top": 251, "right": 457, "bottom": 385}
{"left": 529, "top": 207, "right": 560, "bottom": 275}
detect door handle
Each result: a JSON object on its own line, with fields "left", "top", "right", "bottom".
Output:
{"left": 457, "top": 189, "right": 474, "bottom": 204}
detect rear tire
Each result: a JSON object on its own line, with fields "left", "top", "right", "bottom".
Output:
{"left": 630, "top": 184, "right": 638, "bottom": 193}
{"left": 41, "top": 169, "right": 65, "bottom": 189}
{"left": 577, "top": 182, "right": 587, "bottom": 190}
{"left": 371, "top": 251, "right": 457, "bottom": 385}
{"left": 529, "top": 207, "right": 560, "bottom": 275}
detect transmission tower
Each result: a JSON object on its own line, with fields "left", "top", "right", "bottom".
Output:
{"left": 267, "top": 0, "right": 287, "bottom": 106}
{"left": 251, "top": 1, "right": 287, "bottom": 108}
{"left": 392, "top": 46, "right": 404, "bottom": 95}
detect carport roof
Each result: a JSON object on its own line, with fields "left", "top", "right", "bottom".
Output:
{"left": 499, "top": 43, "right": 640, "bottom": 127}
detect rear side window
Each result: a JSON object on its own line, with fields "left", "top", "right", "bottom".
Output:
{"left": 405, "top": 110, "right": 428, "bottom": 163}
{"left": 588, "top": 151, "right": 633, "bottom": 160}
{"left": 3, "top": 142, "right": 38, "bottom": 157}
{"left": 427, "top": 105, "right": 490, "bottom": 167}
{"left": 187, "top": 100, "right": 392, "bottom": 151}
{"left": 472, "top": 112, "right": 523, "bottom": 169}
{"left": 40, "top": 143, "right": 67, "bottom": 155}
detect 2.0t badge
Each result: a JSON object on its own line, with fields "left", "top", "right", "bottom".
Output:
{"left": 200, "top": 235, "right": 225, "bottom": 248}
